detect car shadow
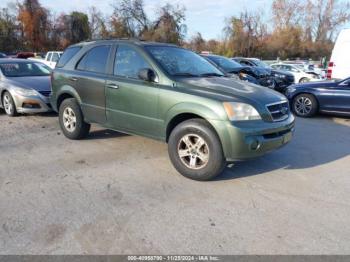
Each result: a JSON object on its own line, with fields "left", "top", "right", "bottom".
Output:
{"left": 86, "top": 129, "right": 129, "bottom": 140}
{"left": 215, "top": 116, "right": 350, "bottom": 181}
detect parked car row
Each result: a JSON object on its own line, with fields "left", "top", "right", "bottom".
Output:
{"left": 0, "top": 39, "right": 349, "bottom": 181}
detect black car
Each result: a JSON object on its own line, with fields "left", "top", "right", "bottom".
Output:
{"left": 285, "top": 78, "right": 350, "bottom": 117}
{"left": 203, "top": 54, "right": 275, "bottom": 87}
{"left": 233, "top": 57, "right": 295, "bottom": 93}
{"left": 0, "top": 52, "right": 7, "bottom": 58}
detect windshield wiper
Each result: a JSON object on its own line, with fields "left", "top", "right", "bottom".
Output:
{"left": 199, "top": 73, "right": 224, "bottom": 77}
{"left": 173, "top": 73, "right": 199, "bottom": 77}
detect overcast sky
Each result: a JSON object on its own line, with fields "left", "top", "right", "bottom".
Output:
{"left": 1, "top": 0, "right": 271, "bottom": 39}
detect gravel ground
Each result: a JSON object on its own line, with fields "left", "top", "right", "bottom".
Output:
{"left": 0, "top": 110, "right": 349, "bottom": 255}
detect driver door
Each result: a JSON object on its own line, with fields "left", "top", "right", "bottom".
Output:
{"left": 331, "top": 80, "right": 350, "bottom": 113}
{"left": 105, "top": 44, "right": 161, "bottom": 137}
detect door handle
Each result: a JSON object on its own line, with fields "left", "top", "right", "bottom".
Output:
{"left": 70, "top": 77, "right": 78, "bottom": 82}
{"left": 107, "top": 83, "right": 119, "bottom": 89}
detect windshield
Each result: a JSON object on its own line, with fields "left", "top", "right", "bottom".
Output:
{"left": 206, "top": 56, "right": 242, "bottom": 72}
{"left": 146, "top": 46, "right": 224, "bottom": 77}
{"left": 253, "top": 59, "right": 271, "bottom": 69}
{"left": 0, "top": 62, "right": 51, "bottom": 77}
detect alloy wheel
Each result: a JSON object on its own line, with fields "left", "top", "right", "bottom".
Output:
{"left": 295, "top": 96, "right": 312, "bottom": 116}
{"left": 3, "top": 94, "right": 13, "bottom": 115}
{"left": 177, "top": 134, "right": 210, "bottom": 170}
{"left": 63, "top": 107, "right": 77, "bottom": 132}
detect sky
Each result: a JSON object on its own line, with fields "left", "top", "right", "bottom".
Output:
{"left": 1, "top": 0, "right": 272, "bottom": 40}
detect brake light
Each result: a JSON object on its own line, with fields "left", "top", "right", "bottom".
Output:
{"left": 327, "top": 62, "right": 334, "bottom": 79}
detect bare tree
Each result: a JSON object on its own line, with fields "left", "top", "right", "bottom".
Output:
{"left": 111, "top": 0, "right": 149, "bottom": 37}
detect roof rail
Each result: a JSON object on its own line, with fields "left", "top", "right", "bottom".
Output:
{"left": 83, "top": 37, "right": 145, "bottom": 42}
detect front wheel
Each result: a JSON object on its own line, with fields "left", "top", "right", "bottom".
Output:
{"left": 2, "top": 91, "right": 18, "bottom": 117}
{"left": 168, "top": 119, "right": 226, "bottom": 181}
{"left": 299, "top": 77, "right": 310, "bottom": 83}
{"left": 59, "top": 98, "right": 90, "bottom": 140}
{"left": 292, "top": 94, "right": 318, "bottom": 117}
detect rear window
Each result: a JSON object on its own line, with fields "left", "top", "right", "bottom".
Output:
{"left": 56, "top": 47, "right": 81, "bottom": 68}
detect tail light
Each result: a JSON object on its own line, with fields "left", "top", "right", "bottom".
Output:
{"left": 327, "top": 62, "right": 334, "bottom": 79}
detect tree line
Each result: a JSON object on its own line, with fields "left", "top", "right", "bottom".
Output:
{"left": 0, "top": 0, "right": 349, "bottom": 60}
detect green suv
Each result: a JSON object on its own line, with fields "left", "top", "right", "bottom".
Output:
{"left": 50, "top": 40, "right": 295, "bottom": 181}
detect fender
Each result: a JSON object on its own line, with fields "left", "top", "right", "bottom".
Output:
{"left": 163, "top": 102, "right": 233, "bottom": 157}
{"left": 52, "top": 85, "right": 82, "bottom": 112}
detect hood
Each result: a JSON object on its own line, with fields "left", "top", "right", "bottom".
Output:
{"left": 4, "top": 76, "right": 51, "bottom": 92}
{"left": 250, "top": 67, "right": 271, "bottom": 77}
{"left": 175, "top": 76, "right": 286, "bottom": 109}
{"left": 294, "top": 80, "right": 338, "bottom": 89}
{"left": 271, "top": 69, "right": 294, "bottom": 77}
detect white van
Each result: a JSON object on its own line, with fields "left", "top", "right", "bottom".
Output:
{"left": 327, "top": 29, "right": 350, "bottom": 80}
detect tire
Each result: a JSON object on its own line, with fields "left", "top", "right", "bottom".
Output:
{"left": 292, "top": 93, "right": 318, "bottom": 118}
{"left": 2, "top": 91, "right": 18, "bottom": 117}
{"left": 58, "top": 98, "right": 90, "bottom": 140}
{"left": 168, "top": 119, "right": 226, "bottom": 181}
{"left": 299, "top": 77, "right": 309, "bottom": 83}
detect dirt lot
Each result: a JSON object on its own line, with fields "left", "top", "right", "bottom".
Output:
{"left": 0, "top": 110, "right": 349, "bottom": 255}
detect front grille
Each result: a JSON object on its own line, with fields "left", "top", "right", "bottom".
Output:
{"left": 266, "top": 101, "right": 289, "bottom": 122}
{"left": 38, "top": 91, "right": 51, "bottom": 97}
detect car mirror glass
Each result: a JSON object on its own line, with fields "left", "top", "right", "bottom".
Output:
{"left": 138, "top": 68, "right": 157, "bottom": 82}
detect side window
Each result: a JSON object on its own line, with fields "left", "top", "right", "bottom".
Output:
{"left": 77, "top": 45, "right": 111, "bottom": 74}
{"left": 51, "top": 53, "right": 60, "bottom": 63}
{"left": 47, "top": 53, "right": 52, "bottom": 62}
{"left": 57, "top": 47, "right": 81, "bottom": 68}
{"left": 114, "top": 45, "right": 151, "bottom": 79}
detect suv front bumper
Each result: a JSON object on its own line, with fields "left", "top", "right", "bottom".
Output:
{"left": 210, "top": 114, "right": 295, "bottom": 162}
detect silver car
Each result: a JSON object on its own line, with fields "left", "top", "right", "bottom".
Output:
{"left": 0, "top": 59, "right": 52, "bottom": 116}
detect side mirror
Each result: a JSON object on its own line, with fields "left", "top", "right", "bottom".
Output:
{"left": 138, "top": 68, "right": 157, "bottom": 82}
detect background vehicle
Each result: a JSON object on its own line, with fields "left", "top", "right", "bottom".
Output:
{"left": 327, "top": 28, "right": 350, "bottom": 80}
{"left": 233, "top": 57, "right": 295, "bottom": 93}
{"left": 51, "top": 40, "right": 294, "bottom": 181}
{"left": 16, "top": 52, "right": 35, "bottom": 59}
{"left": 202, "top": 54, "right": 260, "bottom": 85}
{"left": 286, "top": 77, "right": 350, "bottom": 117}
{"left": 0, "top": 52, "right": 7, "bottom": 58}
{"left": 29, "top": 51, "right": 63, "bottom": 69}
{"left": 271, "top": 63, "right": 323, "bottom": 83}
{"left": 0, "top": 59, "right": 52, "bottom": 116}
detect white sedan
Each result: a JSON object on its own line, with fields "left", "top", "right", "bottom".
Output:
{"left": 271, "top": 63, "right": 323, "bottom": 83}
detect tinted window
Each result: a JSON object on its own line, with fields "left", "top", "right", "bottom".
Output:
{"left": 51, "top": 53, "right": 60, "bottom": 62}
{"left": 206, "top": 56, "right": 242, "bottom": 72}
{"left": 146, "top": 46, "right": 224, "bottom": 77}
{"left": 0, "top": 62, "right": 51, "bottom": 77}
{"left": 77, "top": 45, "right": 111, "bottom": 74}
{"left": 57, "top": 46, "right": 81, "bottom": 68}
{"left": 114, "top": 45, "right": 151, "bottom": 78}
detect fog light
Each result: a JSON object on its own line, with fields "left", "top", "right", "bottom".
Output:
{"left": 250, "top": 140, "right": 261, "bottom": 151}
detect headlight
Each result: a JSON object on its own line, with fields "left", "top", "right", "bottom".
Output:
{"left": 223, "top": 102, "right": 261, "bottom": 121}
{"left": 12, "top": 86, "right": 38, "bottom": 96}
{"left": 274, "top": 74, "right": 286, "bottom": 78}
{"left": 287, "top": 86, "right": 296, "bottom": 93}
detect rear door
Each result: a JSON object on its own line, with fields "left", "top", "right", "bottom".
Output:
{"left": 105, "top": 44, "right": 160, "bottom": 137}
{"left": 73, "top": 44, "right": 112, "bottom": 124}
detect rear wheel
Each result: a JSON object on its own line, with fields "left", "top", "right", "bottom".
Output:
{"left": 2, "top": 91, "right": 17, "bottom": 117}
{"left": 168, "top": 119, "right": 226, "bottom": 181}
{"left": 299, "top": 77, "right": 309, "bottom": 83}
{"left": 292, "top": 94, "right": 318, "bottom": 117}
{"left": 59, "top": 98, "right": 90, "bottom": 140}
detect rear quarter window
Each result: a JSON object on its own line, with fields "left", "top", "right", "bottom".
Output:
{"left": 56, "top": 47, "right": 81, "bottom": 68}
